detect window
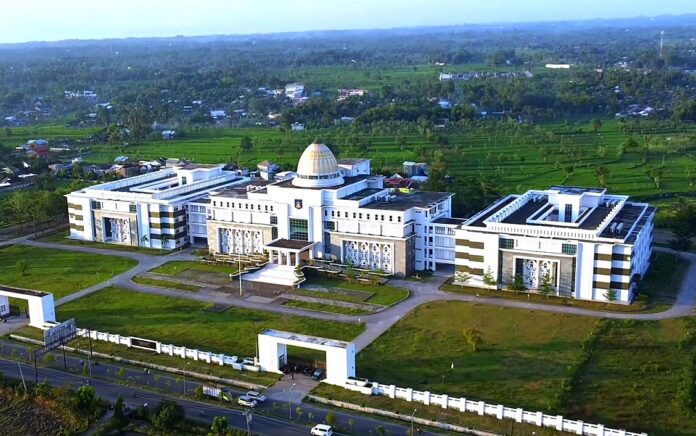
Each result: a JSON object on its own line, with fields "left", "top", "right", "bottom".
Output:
{"left": 324, "top": 221, "right": 335, "bottom": 231}
{"left": 500, "top": 238, "right": 514, "bottom": 249}
{"left": 389, "top": 215, "right": 393, "bottom": 222}
{"left": 271, "top": 226, "right": 278, "bottom": 239}
{"left": 381, "top": 215, "right": 385, "bottom": 221}
{"left": 270, "top": 215, "right": 278, "bottom": 225}
{"left": 367, "top": 214, "right": 370, "bottom": 220}
{"left": 289, "top": 218, "right": 308, "bottom": 241}
{"left": 353, "top": 213, "right": 356, "bottom": 219}
{"left": 92, "top": 201, "right": 101, "bottom": 210}
{"left": 226, "top": 202, "right": 230, "bottom": 208}
{"left": 129, "top": 204, "right": 136, "bottom": 213}
{"left": 359, "top": 213, "right": 362, "bottom": 219}
{"left": 398, "top": 216, "right": 402, "bottom": 223}
{"left": 181, "top": 176, "right": 187, "bottom": 185}
{"left": 324, "top": 210, "right": 327, "bottom": 217}
{"left": 213, "top": 201, "right": 217, "bottom": 207}
{"left": 562, "top": 243, "right": 577, "bottom": 255}
{"left": 564, "top": 204, "right": 573, "bottom": 222}
{"left": 344, "top": 212, "right": 348, "bottom": 218}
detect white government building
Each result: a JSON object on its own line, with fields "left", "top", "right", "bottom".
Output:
{"left": 66, "top": 141, "right": 457, "bottom": 286}
{"left": 454, "top": 186, "right": 654, "bottom": 303}
{"left": 66, "top": 142, "right": 654, "bottom": 302}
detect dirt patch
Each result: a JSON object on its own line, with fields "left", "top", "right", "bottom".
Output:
{"left": 0, "top": 399, "right": 63, "bottom": 435}
{"left": 177, "top": 269, "right": 232, "bottom": 286}
{"left": 204, "top": 303, "right": 233, "bottom": 313}
{"left": 216, "top": 281, "right": 289, "bottom": 297}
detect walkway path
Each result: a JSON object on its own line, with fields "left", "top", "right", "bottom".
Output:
{"left": 5, "top": 234, "right": 695, "bottom": 352}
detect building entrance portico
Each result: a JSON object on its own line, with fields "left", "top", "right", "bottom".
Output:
{"left": 265, "top": 239, "right": 318, "bottom": 267}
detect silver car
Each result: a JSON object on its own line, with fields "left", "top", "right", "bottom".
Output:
{"left": 246, "top": 391, "right": 266, "bottom": 403}
{"left": 237, "top": 395, "right": 258, "bottom": 408}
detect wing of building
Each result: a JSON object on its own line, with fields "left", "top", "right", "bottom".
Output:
{"left": 455, "top": 186, "right": 655, "bottom": 303}
{"left": 66, "top": 141, "right": 457, "bottom": 285}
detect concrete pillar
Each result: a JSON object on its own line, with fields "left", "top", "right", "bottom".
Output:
{"left": 496, "top": 404, "right": 504, "bottom": 419}
{"left": 596, "top": 423, "right": 604, "bottom": 436}
{"left": 286, "top": 252, "right": 292, "bottom": 266}
{"left": 556, "top": 415, "right": 564, "bottom": 431}
{"left": 389, "top": 385, "right": 396, "bottom": 399}
{"left": 406, "top": 388, "right": 413, "bottom": 402}
{"left": 537, "top": 411, "right": 543, "bottom": 426}
{"left": 515, "top": 408, "right": 523, "bottom": 423}
{"left": 423, "top": 391, "right": 430, "bottom": 405}
{"left": 441, "top": 394, "right": 448, "bottom": 409}
{"left": 268, "top": 250, "right": 274, "bottom": 264}
{"left": 477, "top": 401, "right": 485, "bottom": 416}
{"left": 459, "top": 398, "right": 467, "bottom": 412}
{"left": 575, "top": 421, "right": 584, "bottom": 435}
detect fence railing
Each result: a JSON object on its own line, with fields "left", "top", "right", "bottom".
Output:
{"left": 343, "top": 382, "right": 647, "bottom": 436}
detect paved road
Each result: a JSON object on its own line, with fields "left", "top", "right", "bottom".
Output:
{"left": 0, "top": 343, "right": 437, "bottom": 436}
{"left": 7, "top": 237, "right": 696, "bottom": 353}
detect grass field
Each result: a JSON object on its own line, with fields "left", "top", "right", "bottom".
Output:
{"left": 354, "top": 301, "right": 596, "bottom": 411}
{"left": 77, "top": 120, "right": 696, "bottom": 207}
{"left": 305, "top": 276, "right": 409, "bottom": 306}
{"left": 54, "top": 286, "right": 364, "bottom": 358}
{"left": 149, "top": 260, "right": 238, "bottom": 275}
{"left": 131, "top": 276, "right": 200, "bottom": 292}
{"left": 281, "top": 300, "right": 372, "bottom": 316}
{"left": 36, "top": 230, "right": 169, "bottom": 255}
{"left": 566, "top": 319, "right": 696, "bottom": 435}
{"left": 0, "top": 245, "right": 137, "bottom": 299}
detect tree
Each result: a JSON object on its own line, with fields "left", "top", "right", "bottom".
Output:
{"left": 151, "top": 401, "right": 185, "bottom": 431}
{"left": 538, "top": 272, "right": 554, "bottom": 297}
{"left": 194, "top": 385, "right": 204, "bottom": 399}
{"left": 208, "top": 416, "right": 229, "bottom": 436}
{"left": 463, "top": 328, "right": 483, "bottom": 352}
{"left": 482, "top": 267, "right": 496, "bottom": 288}
{"left": 594, "top": 165, "right": 610, "bottom": 188}
{"left": 113, "top": 397, "right": 125, "bottom": 422}
{"left": 591, "top": 118, "right": 602, "bottom": 133}
{"left": 240, "top": 136, "right": 253, "bottom": 152}
{"left": 454, "top": 271, "right": 471, "bottom": 289}
{"left": 15, "top": 259, "right": 28, "bottom": 276}
{"left": 508, "top": 274, "right": 527, "bottom": 293}
{"left": 604, "top": 289, "right": 618, "bottom": 302}
{"left": 325, "top": 411, "right": 337, "bottom": 426}
{"left": 116, "top": 367, "right": 126, "bottom": 378}
{"left": 295, "top": 406, "right": 304, "bottom": 421}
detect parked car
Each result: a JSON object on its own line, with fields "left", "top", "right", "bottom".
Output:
{"left": 246, "top": 391, "right": 266, "bottom": 402}
{"left": 237, "top": 395, "right": 258, "bottom": 408}
{"left": 311, "top": 424, "right": 333, "bottom": 436}
{"left": 311, "top": 369, "right": 324, "bottom": 381}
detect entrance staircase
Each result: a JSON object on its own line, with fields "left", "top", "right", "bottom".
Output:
{"left": 241, "top": 264, "right": 306, "bottom": 287}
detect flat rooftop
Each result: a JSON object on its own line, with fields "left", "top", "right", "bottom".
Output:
{"left": 363, "top": 191, "right": 452, "bottom": 211}
{"left": 260, "top": 329, "right": 352, "bottom": 349}
{"left": 337, "top": 158, "right": 369, "bottom": 165}
{"left": 265, "top": 239, "right": 316, "bottom": 250}
{"left": 213, "top": 180, "right": 273, "bottom": 199}
{"left": 343, "top": 188, "right": 384, "bottom": 201}
{"left": 433, "top": 217, "right": 466, "bottom": 225}
{"left": 0, "top": 284, "right": 49, "bottom": 298}
{"left": 548, "top": 186, "right": 605, "bottom": 195}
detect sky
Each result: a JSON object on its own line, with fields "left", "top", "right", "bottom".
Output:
{"left": 2, "top": 0, "right": 696, "bottom": 44}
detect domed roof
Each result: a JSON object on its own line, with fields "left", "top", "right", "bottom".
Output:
{"left": 292, "top": 140, "right": 345, "bottom": 188}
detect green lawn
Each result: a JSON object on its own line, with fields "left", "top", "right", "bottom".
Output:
{"left": 566, "top": 319, "right": 696, "bottom": 435}
{"left": 0, "top": 245, "right": 137, "bottom": 299}
{"left": 54, "top": 287, "right": 364, "bottom": 358}
{"left": 282, "top": 300, "right": 372, "bottom": 316}
{"left": 131, "top": 276, "right": 201, "bottom": 292}
{"left": 306, "top": 276, "right": 409, "bottom": 306}
{"left": 36, "top": 230, "right": 169, "bottom": 255}
{"left": 149, "top": 260, "right": 238, "bottom": 275}
{"left": 355, "top": 301, "right": 596, "bottom": 412}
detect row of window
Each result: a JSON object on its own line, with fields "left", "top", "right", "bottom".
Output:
{"left": 211, "top": 200, "right": 274, "bottom": 213}
{"left": 325, "top": 209, "right": 402, "bottom": 223}
{"left": 499, "top": 237, "right": 577, "bottom": 255}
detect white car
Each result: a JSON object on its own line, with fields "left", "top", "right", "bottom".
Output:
{"left": 237, "top": 395, "right": 258, "bottom": 408}
{"left": 246, "top": 391, "right": 266, "bottom": 403}
{"left": 311, "top": 424, "right": 333, "bottom": 436}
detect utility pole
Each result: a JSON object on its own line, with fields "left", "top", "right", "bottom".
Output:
{"left": 61, "top": 337, "right": 67, "bottom": 370}
{"left": 17, "top": 361, "right": 27, "bottom": 392}
{"left": 244, "top": 409, "right": 253, "bottom": 436}
{"left": 239, "top": 256, "right": 243, "bottom": 296}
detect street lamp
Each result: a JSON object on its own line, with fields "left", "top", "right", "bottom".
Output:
{"left": 288, "top": 382, "right": 296, "bottom": 419}
{"left": 183, "top": 361, "right": 190, "bottom": 395}
{"left": 411, "top": 408, "right": 417, "bottom": 436}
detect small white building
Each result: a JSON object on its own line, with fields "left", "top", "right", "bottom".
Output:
{"left": 291, "top": 122, "right": 305, "bottom": 132}
{"left": 454, "top": 186, "right": 654, "bottom": 303}
{"left": 161, "top": 130, "right": 176, "bottom": 140}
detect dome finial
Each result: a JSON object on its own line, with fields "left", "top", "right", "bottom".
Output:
{"left": 313, "top": 136, "right": 323, "bottom": 144}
